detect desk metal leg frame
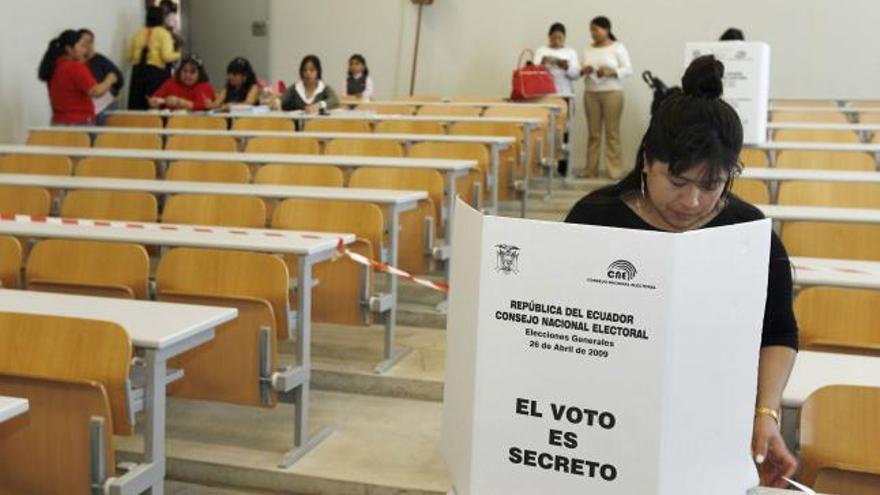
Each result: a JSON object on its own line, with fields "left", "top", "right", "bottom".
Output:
{"left": 279, "top": 255, "right": 334, "bottom": 468}
{"left": 489, "top": 144, "right": 501, "bottom": 216}
{"left": 520, "top": 126, "right": 532, "bottom": 218}
{"left": 375, "top": 207, "right": 413, "bottom": 373}
{"left": 545, "top": 109, "right": 559, "bottom": 198}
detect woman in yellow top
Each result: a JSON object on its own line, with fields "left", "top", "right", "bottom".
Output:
{"left": 127, "top": 6, "right": 180, "bottom": 110}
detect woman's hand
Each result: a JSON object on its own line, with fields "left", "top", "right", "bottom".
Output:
{"left": 104, "top": 73, "right": 118, "bottom": 85}
{"left": 752, "top": 414, "right": 797, "bottom": 487}
{"left": 581, "top": 65, "right": 595, "bottom": 76}
{"left": 147, "top": 96, "right": 164, "bottom": 108}
{"left": 165, "top": 95, "right": 180, "bottom": 108}
{"left": 304, "top": 103, "right": 321, "bottom": 114}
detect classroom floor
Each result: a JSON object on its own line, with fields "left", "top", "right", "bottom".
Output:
{"left": 121, "top": 391, "right": 450, "bottom": 494}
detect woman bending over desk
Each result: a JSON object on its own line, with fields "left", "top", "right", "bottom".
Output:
{"left": 566, "top": 55, "right": 799, "bottom": 488}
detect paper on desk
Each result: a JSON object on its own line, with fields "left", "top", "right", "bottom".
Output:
{"left": 784, "top": 477, "right": 817, "bottom": 494}
{"left": 92, "top": 92, "right": 115, "bottom": 115}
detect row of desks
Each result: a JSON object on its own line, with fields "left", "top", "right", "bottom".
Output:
{"left": 108, "top": 108, "right": 547, "bottom": 212}
{"left": 0, "top": 144, "right": 473, "bottom": 245}
{"left": 29, "top": 124, "right": 518, "bottom": 215}
{"left": 5, "top": 172, "right": 880, "bottom": 229}
{"left": 0, "top": 288, "right": 238, "bottom": 494}
{"left": 0, "top": 213, "right": 356, "bottom": 492}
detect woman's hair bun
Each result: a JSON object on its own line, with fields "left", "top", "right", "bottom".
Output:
{"left": 681, "top": 54, "right": 725, "bottom": 99}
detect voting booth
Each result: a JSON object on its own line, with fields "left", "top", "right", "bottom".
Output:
{"left": 685, "top": 42, "right": 771, "bottom": 145}
{"left": 443, "top": 201, "right": 771, "bottom": 494}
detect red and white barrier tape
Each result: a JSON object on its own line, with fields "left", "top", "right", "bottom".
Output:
{"left": 0, "top": 214, "right": 450, "bottom": 293}
{"left": 335, "top": 239, "right": 449, "bottom": 293}
{"left": 0, "top": 214, "right": 328, "bottom": 241}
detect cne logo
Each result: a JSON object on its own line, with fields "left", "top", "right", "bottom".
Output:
{"left": 606, "top": 260, "right": 637, "bottom": 281}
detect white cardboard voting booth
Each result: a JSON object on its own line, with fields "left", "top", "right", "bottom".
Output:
{"left": 685, "top": 42, "right": 771, "bottom": 145}
{"left": 443, "top": 200, "right": 771, "bottom": 494}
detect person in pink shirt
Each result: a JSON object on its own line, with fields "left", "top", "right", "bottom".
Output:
{"left": 148, "top": 56, "right": 214, "bottom": 111}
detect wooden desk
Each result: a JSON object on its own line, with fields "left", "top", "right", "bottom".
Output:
{"left": 107, "top": 109, "right": 543, "bottom": 215}
{"left": 0, "top": 288, "right": 237, "bottom": 495}
{"left": 741, "top": 167, "right": 880, "bottom": 203}
{"left": 0, "top": 172, "right": 422, "bottom": 370}
{"left": 341, "top": 98, "right": 568, "bottom": 180}
{"left": 780, "top": 350, "right": 880, "bottom": 456}
{"left": 791, "top": 257, "right": 880, "bottom": 291}
{"left": 0, "top": 144, "right": 473, "bottom": 247}
{"left": 769, "top": 105, "right": 877, "bottom": 114}
{"left": 29, "top": 125, "right": 515, "bottom": 215}
{"left": 0, "top": 216, "right": 354, "bottom": 469}
{"left": 0, "top": 395, "right": 28, "bottom": 423}
{"left": 757, "top": 204, "right": 880, "bottom": 225}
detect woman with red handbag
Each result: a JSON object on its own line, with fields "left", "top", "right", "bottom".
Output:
{"left": 534, "top": 23, "right": 580, "bottom": 98}
{"left": 580, "top": 16, "right": 632, "bottom": 179}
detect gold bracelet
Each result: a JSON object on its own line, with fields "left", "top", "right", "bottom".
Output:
{"left": 755, "top": 407, "right": 780, "bottom": 424}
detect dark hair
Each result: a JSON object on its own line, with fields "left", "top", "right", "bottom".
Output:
{"left": 592, "top": 55, "right": 743, "bottom": 202}
{"left": 720, "top": 28, "right": 745, "bottom": 41}
{"left": 591, "top": 16, "right": 617, "bottom": 42}
{"left": 548, "top": 22, "right": 566, "bottom": 36}
{"left": 145, "top": 6, "right": 164, "bottom": 27}
{"left": 300, "top": 54, "right": 322, "bottom": 81}
{"left": 225, "top": 57, "right": 258, "bottom": 103}
{"left": 176, "top": 55, "right": 209, "bottom": 85}
{"left": 347, "top": 54, "right": 369, "bottom": 79}
{"left": 38, "top": 29, "right": 83, "bottom": 82}
{"left": 77, "top": 28, "right": 94, "bottom": 40}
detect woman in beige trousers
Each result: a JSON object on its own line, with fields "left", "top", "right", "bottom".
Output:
{"left": 581, "top": 16, "right": 632, "bottom": 178}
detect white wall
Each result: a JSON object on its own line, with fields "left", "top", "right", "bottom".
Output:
{"left": 0, "top": 0, "right": 142, "bottom": 144}
{"left": 268, "top": 0, "right": 415, "bottom": 99}
{"left": 188, "top": 0, "right": 270, "bottom": 86}
{"left": 267, "top": 0, "right": 880, "bottom": 173}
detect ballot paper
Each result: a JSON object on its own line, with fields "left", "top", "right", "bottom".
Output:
{"left": 443, "top": 200, "right": 772, "bottom": 495}
{"left": 92, "top": 92, "right": 115, "bottom": 115}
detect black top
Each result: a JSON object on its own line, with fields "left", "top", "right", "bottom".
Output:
{"left": 565, "top": 191, "right": 799, "bottom": 350}
{"left": 88, "top": 53, "right": 125, "bottom": 97}
{"left": 225, "top": 83, "right": 256, "bottom": 104}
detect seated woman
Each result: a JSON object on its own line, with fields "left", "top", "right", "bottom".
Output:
{"left": 341, "top": 53, "right": 374, "bottom": 101}
{"left": 148, "top": 56, "right": 214, "bottom": 111}
{"left": 38, "top": 29, "right": 117, "bottom": 125}
{"left": 279, "top": 55, "right": 340, "bottom": 113}
{"left": 565, "top": 55, "right": 798, "bottom": 488}
{"left": 209, "top": 56, "right": 260, "bottom": 111}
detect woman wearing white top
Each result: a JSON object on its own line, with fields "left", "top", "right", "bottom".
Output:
{"left": 534, "top": 23, "right": 580, "bottom": 97}
{"left": 534, "top": 22, "right": 580, "bottom": 175}
{"left": 581, "top": 16, "right": 632, "bottom": 179}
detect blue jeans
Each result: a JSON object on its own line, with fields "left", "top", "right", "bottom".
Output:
{"left": 96, "top": 100, "right": 120, "bottom": 126}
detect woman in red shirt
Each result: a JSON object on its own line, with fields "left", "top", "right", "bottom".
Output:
{"left": 37, "top": 30, "right": 118, "bottom": 125}
{"left": 148, "top": 56, "right": 214, "bottom": 111}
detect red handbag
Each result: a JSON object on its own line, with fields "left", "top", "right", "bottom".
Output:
{"left": 510, "top": 49, "right": 557, "bottom": 100}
